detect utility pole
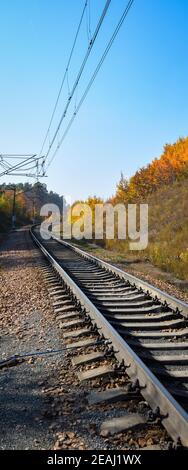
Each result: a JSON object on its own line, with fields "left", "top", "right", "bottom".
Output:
{"left": 32, "top": 198, "right": 35, "bottom": 224}
{"left": 12, "top": 185, "right": 16, "bottom": 229}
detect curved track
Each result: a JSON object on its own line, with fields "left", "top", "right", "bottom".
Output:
{"left": 31, "top": 226, "right": 188, "bottom": 447}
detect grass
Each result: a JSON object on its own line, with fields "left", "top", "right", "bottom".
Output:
{"left": 146, "top": 180, "right": 188, "bottom": 279}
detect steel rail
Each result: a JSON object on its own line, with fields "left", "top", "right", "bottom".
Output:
{"left": 30, "top": 227, "right": 188, "bottom": 446}
{"left": 52, "top": 236, "right": 188, "bottom": 319}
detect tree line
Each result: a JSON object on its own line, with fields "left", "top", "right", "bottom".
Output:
{"left": 0, "top": 182, "right": 63, "bottom": 230}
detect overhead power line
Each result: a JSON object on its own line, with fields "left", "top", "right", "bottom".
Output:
{"left": 39, "top": 0, "right": 88, "bottom": 159}
{"left": 43, "top": 0, "right": 112, "bottom": 167}
{"left": 0, "top": 155, "right": 35, "bottom": 177}
{"left": 46, "top": 0, "right": 135, "bottom": 171}
{"left": 0, "top": 154, "right": 43, "bottom": 178}
{"left": 1, "top": 154, "right": 35, "bottom": 158}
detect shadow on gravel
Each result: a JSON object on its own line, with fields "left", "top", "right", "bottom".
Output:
{"left": 0, "top": 253, "right": 40, "bottom": 271}
{"left": 0, "top": 363, "right": 53, "bottom": 449}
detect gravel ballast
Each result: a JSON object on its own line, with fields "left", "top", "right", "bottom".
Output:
{"left": 0, "top": 228, "right": 170, "bottom": 451}
{"left": 0, "top": 228, "right": 63, "bottom": 450}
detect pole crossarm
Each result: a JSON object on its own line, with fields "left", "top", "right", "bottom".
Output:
{"left": 0, "top": 154, "right": 45, "bottom": 178}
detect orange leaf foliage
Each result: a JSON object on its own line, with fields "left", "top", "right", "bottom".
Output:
{"left": 114, "top": 137, "right": 188, "bottom": 203}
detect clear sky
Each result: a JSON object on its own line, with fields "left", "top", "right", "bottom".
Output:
{"left": 0, "top": 0, "right": 188, "bottom": 200}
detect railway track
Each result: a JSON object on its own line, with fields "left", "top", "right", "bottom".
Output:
{"left": 31, "top": 226, "right": 188, "bottom": 448}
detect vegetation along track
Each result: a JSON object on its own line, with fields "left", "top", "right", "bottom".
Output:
{"left": 31, "top": 226, "right": 188, "bottom": 448}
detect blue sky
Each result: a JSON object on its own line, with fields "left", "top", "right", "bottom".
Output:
{"left": 0, "top": 0, "right": 188, "bottom": 200}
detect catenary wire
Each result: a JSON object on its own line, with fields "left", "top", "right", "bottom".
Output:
{"left": 46, "top": 0, "right": 135, "bottom": 170}
{"left": 38, "top": 1, "right": 88, "bottom": 159}
{"left": 43, "top": 0, "right": 112, "bottom": 166}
